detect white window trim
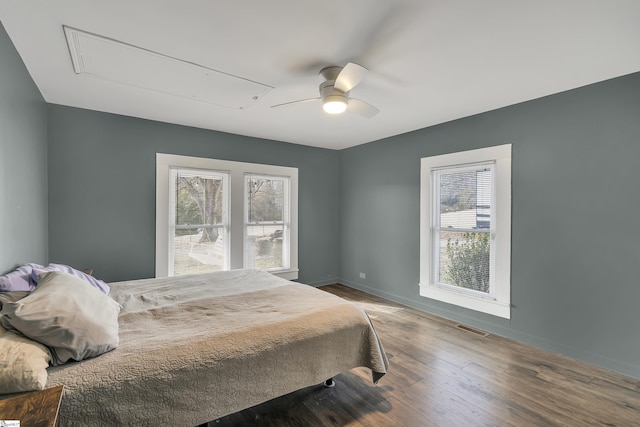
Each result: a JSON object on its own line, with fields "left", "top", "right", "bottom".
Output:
{"left": 419, "top": 144, "right": 511, "bottom": 319}
{"left": 156, "top": 153, "right": 298, "bottom": 280}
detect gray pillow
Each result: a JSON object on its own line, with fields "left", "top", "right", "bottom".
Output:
{"left": 0, "top": 271, "right": 121, "bottom": 365}
{"left": 0, "top": 291, "right": 30, "bottom": 310}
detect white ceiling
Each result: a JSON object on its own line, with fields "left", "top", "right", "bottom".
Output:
{"left": 1, "top": 1, "right": 639, "bottom": 150}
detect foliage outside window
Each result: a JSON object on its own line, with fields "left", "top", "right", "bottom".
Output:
{"left": 445, "top": 232, "right": 490, "bottom": 293}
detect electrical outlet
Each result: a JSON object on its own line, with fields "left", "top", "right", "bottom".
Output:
{"left": 359, "top": 272, "right": 366, "bottom": 279}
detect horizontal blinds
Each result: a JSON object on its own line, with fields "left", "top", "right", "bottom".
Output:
{"left": 434, "top": 163, "right": 493, "bottom": 231}
{"left": 433, "top": 162, "right": 494, "bottom": 294}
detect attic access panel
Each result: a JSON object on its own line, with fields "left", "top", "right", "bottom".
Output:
{"left": 64, "top": 26, "right": 273, "bottom": 109}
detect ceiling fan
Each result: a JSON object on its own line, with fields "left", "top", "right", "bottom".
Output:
{"left": 271, "top": 63, "right": 379, "bottom": 118}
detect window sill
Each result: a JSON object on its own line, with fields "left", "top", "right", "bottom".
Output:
{"left": 419, "top": 283, "right": 510, "bottom": 319}
{"left": 270, "top": 268, "right": 299, "bottom": 281}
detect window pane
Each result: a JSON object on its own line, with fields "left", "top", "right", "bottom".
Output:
{"left": 171, "top": 169, "right": 228, "bottom": 276}
{"left": 438, "top": 230, "right": 490, "bottom": 293}
{"left": 173, "top": 227, "right": 225, "bottom": 275}
{"left": 176, "top": 173, "right": 224, "bottom": 226}
{"left": 439, "top": 167, "right": 492, "bottom": 230}
{"left": 245, "top": 175, "right": 288, "bottom": 270}
{"left": 247, "top": 177, "right": 285, "bottom": 223}
{"left": 246, "top": 225, "right": 284, "bottom": 269}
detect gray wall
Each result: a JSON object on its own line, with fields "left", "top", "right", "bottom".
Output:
{"left": 339, "top": 71, "right": 640, "bottom": 379}
{"left": 0, "top": 22, "right": 48, "bottom": 273}
{"left": 46, "top": 105, "right": 340, "bottom": 285}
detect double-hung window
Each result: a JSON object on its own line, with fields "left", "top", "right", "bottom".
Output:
{"left": 245, "top": 174, "right": 290, "bottom": 271}
{"left": 420, "top": 145, "right": 511, "bottom": 318}
{"left": 169, "top": 168, "right": 230, "bottom": 276}
{"left": 156, "top": 154, "right": 298, "bottom": 280}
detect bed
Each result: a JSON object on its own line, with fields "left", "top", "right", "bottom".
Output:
{"left": 31, "top": 269, "right": 388, "bottom": 426}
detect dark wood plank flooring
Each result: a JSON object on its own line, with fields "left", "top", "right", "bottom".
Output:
{"left": 210, "top": 284, "right": 640, "bottom": 426}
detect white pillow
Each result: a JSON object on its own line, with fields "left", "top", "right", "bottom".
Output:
{"left": 0, "top": 325, "right": 51, "bottom": 394}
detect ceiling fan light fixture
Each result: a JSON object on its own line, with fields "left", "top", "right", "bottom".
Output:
{"left": 323, "top": 95, "right": 347, "bottom": 114}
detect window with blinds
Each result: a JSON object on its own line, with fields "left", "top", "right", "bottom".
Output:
{"left": 420, "top": 145, "right": 511, "bottom": 319}
{"left": 431, "top": 163, "right": 495, "bottom": 296}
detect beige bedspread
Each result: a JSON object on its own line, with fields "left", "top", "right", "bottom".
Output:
{"left": 46, "top": 269, "right": 388, "bottom": 426}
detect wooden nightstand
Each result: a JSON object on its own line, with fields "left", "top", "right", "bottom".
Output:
{"left": 0, "top": 385, "right": 63, "bottom": 427}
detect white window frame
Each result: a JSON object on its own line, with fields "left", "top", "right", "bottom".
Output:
{"left": 156, "top": 153, "right": 298, "bottom": 280}
{"left": 244, "top": 173, "right": 291, "bottom": 271}
{"left": 420, "top": 144, "right": 511, "bottom": 319}
{"left": 168, "top": 167, "right": 231, "bottom": 276}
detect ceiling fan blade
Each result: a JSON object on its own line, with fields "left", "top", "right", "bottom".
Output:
{"left": 334, "top": 63, "right": 368, "bottom": 93}
{"left": 271, "top": 97, "right": 320, "bottom": 109}
{"left": 347, "top": 98, "right": 379, "bottom": 118}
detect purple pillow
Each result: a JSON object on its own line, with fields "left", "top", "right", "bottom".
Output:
{"left": 0, "top": 264, "right": 43, "bottom": 292}
{"left": 31, "top": 263, "right": 110, "bottom": 295}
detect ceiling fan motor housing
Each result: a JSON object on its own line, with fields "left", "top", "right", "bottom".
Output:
{"left": 319, "top": 66, "right": 343, "bottom": 81}
{"left": 319, "top": 80, "right": 348, "bottom": 103}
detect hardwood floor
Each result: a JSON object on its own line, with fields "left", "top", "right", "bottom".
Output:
{"left": 210, "top": 284, "right": 640, "bottom": 426}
